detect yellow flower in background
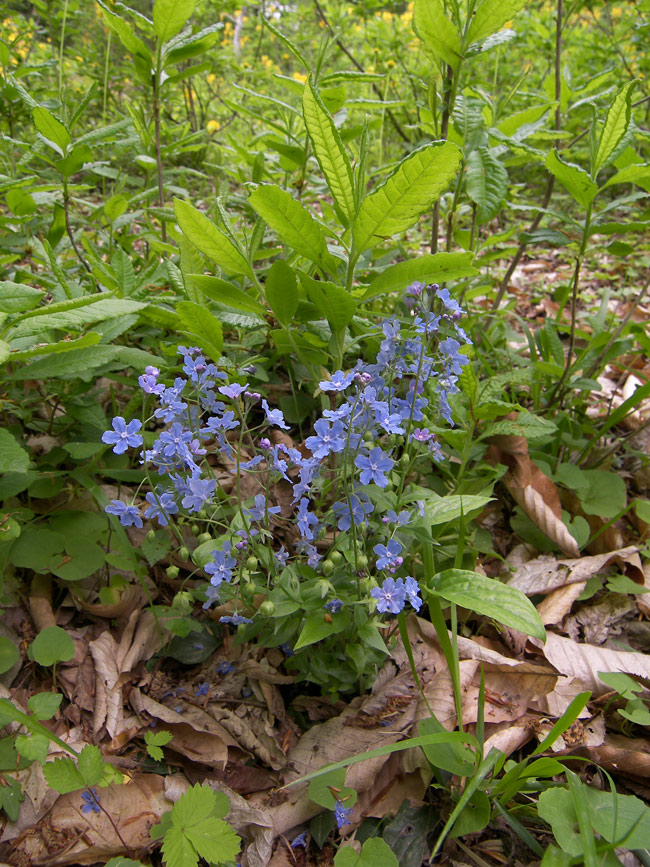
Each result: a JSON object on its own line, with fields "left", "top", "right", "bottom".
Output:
{"left": 386, "top": 58, "right": 395, "bottom": 68}
{"left": 207, "top": 73, "right": 216, "bottom": 84}
{"left": 207, "top": 119, "right": 220, "bottom": 134}
{"left": 293, "top": 71, "right": 307, "bottom": 83}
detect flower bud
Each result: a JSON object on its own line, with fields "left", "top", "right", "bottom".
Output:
{"left": 166, "top": 565, "right": 180, "bottom": 579}
{"left": 258, "top": 600, "right": 275, "bottom": 616}
{"left": 191, "top": 524, "right": 200, "bottom": 536}
{"left": 357, "top": 554, "right": 369, "bottom": 571}
{"left": 322, "top": 559, "right": 335, "bottom": 576}
{"left": 330, "top": 551, "right": 343, "bottom": 565}
{"left": 178, "top": 546, "right": 190, "bottom": 561}
{"left": 246, "top": 556, "right": 258, "bottom": 572}
{"left": 146, "top": 529, "right": 156, "bottom": 542}
{"left": 197, "top": 533, "right": 212, "bottom": 544}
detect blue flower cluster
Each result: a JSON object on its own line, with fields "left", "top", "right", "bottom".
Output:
{"left": 100, "top": 283, "right": 471, "bottom": 624}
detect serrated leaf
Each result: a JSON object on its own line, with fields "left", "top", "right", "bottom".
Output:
{"left": 303, "top": 80, "right": 355, "bottom": 223}
{"left": 465, "top": 147, "right": 509, "bottom": 224}
{"left": 28, "top": 692, "right": 62, "bottom": 720}
{"left": 0, "top": 282, "right": 43, "bottom": 313}
{"left": 353, "top": 142, "right": 461, "bottom": 253}
{"left": 43, "top": 757, "right": 85, "bottom": 794}
{"left": 185, "top": 818, "right": 240, "bottom": 865}
{"left": 162, "top": 828, "right": 198, "bottom": 867}
{"left": 174, "top": 199, "right": 252, "bottom": 278}
{"left": 145, "top": 730, "right": 173, "bottom": 761}
{"left": 431, "top": 570, "right": 546, "bottom": 640}
{"left": 595, "top": 81, "right": 637, "bottom": 176}
{"left": 545, "top": 150, "right": 597, "bottom": 207}
{"left": 154, "top": 0, "right": 196, "bottom": 43}
{"left": 78, "top": 745, "right": 105, "bottom": 786}
{"left": 0, "top": 429, "right": 29, "bottom": 474}
{"left": 602, "top": 163, "right": 650, "bottom": 190}
{"left": 7, "top": 332, "right": 102, "bottom": 363}
{"left": 413, "top": 0, "right": 461, "bottom": 70}
{"left": 467, "top": 0, "right": 528, "bottom": 46}
{"left": 363, "top": 252, "right": 477, "bottom": 302}
{"left": 248, "top": 184, "right": 335, "bottom": 271}
{"left": 177, "top": 301, "right": 223, "bottom": 360}
{"left": 16, "top": 733, "right": 50, "bottom": 765}
{"left": 33, "top": 107, "right": 71, "bottom": 155}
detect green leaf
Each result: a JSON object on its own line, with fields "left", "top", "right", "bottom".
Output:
{"left": 51, "top": 539, "right": 105, "bottom": 582}
{"left": 16, "top": 732, "right": 50, "bottom": 764}
{"left": 0, "top": 282, "right": 43, "bottom": 313}
{"left": 145, "top": 730, "right": 173, "bottom": 761}
{"left": 430, "top": 570, "right": 546, "bottom": 640}
{"left": 248, "top": 184, "right": 336, "bottom": 271}
{"left": 413, "top": 0, "right": 461, "bottom": 70}
{"left": 294, "top": 612, "right": 339, "bottom": 650}
{"left": 32, "top": 107, "right": 71, "bottom": 155}
{"left": 602, "top": 162, "right": 650, "bottom": 190}
{"left": 184, "top": 817, "right": 240, "bottom": 865}
{"left": 28, "top": 692, "right": 63, "bottom": 720}
{"left": 353, "top": 142, "right": 461, "bottom": 253}
{"left": 0, "top": 637, "right": 18, "bottom": 675}
{"left": 450, "top": 790, "right": 490, "bottom": 838}
{"left": 177, "top": 301, "right": 223, "bottom": 360}
{"left": 159, "top": 784, "right": 240, "bottom": 867}
{"left": 308, "top": 767, "right": 357, "bottom": 810}
{"left": 594, "top": 81, "right": 637, "bottom": 176}
{"left": 97, "top": 1, "right": 152, "bottom": 61}
{"left": 335, "top": 838, "right": 399, "bottom": 867}
{"left": 174, "top": 199, "right": 253, "bottom": 278}
{"left": 6, "top": 332, "right": 102, "bottom": 364}
{"left": 43, "top": 757, "right": 85, "bottom": 794}
{"left": 299, "top": 274, "right": 356, "bottom": 333}
{"left": 265, "top": 260, "right": 299, "bottom": 327}
{"left": 466, "top": 0, "right": 528, "bottom": 46}
{"left": 465, "top": 147, "right": 509, "bottom": 224}
{"left": 303, "top": 79, "right": 355, "bottom": 223}
{"left": 545, "top": 150, "right": 597, "bottom": 208}
{"left": 161, "top": 828, "right": 199, "bottom": 867}
{"left": 412, "top": 492, "right": 493, "bottom": 525}
{"left": 78, "top": 745, "right": 105, "bottom": 786}
{"left": 30, "top": 626, "right": 75, "bottom": 667}
{"left": 189, "top": 275, "right": 266, "bottom": 318}
{"left": 575, "top": 470, "right": 626, "bottom": 518}
{"left": 153, "top": 0, "right": 196, "bottom": 43}
{"left": 0, "top": 430, "right": 29, "bottom": 474}
{"left": 363, "top": 252, "right": 477, "bottom": 302}
{"left": 0, "top": 777, "right": 24, "bottom": 822}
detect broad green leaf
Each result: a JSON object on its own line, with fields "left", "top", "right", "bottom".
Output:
{"left": 335, "top": 838, "right": 399, "bottom": 867}
{"left": 576, "top": 470, "right": 626, "bottom": 518}
{"left": 248, "top": 184, "right": 336, "bottom": 271}
{"left": 43, "top": 757, "right": 85, "bottom": 794}
{"left": 413, "top": 0, "right": 461, "bottom": 70}
{"left": 0, "top": 637, "right": 18, "bottom": 675}
{"left": 10, "top": 299, "right": 143, "bottom": 338}
{"left": 32, "top": 107, "right": 71, "bottom": 155}
{"left": 31, "top": 626, "right": 75, "bottom": 667}
{"left": 189, "top": 275, "right": 266, "bottom": 318}
{"left": 353, "top": 141, "right": 461, "bottom": 253}
{"left": 177, "top": 301, "right": 223, "bottom": 360}
{"left": 497, "top": 103, "right": 554, "bottom": 137}
{"left": 594, "top": 81, "right": 637, "bottom": 176}
{"left": 16, "top": 733, "right": 50, "bottom": 765}
{"left": 308, "top": 768, "right": 356, "bottom": 810}
{"left": 602, "top": 162, "right": 650, "bottom": 190}
{"left": 299, "top": 274, "right": 356, "bottom": 333}
{"left": 303, "top": 80, "right": 355, "bottom": 222}
{"left": 145, "top": 730, "right": 173, "bottom": 761}
{"left": 450, "top": 790, "right": 490, "bottom": 838}
{"left": 545, "top": 150, "right": 597, "bottom": 208}
{"left": 28, "top": 692, "right": 63, "bottom": 720}
{"left": 78, "top": 745, "right": 105, "bottom": 786}
{"left": 0, "top": 282, "right": 43, "bottom": 313}
{"left": 294, "top": 612, "right": 339, "bottom": 650}
{"left": 265, "top": 260, "right": 299, "bottom": 327}
{"left": 161, "top": 829, "right": 197, "bottom": 867}
{"left": 0, "top": 777, "right": 24, "bottom": 822}
{"left": 153, "top": 0, "right": 196, "bottom": 43}
{"left": 174, "top": 199, "right": 252, "bottom": 278}
{"left": 418, "top": 717, "right": 475, "bottom": 776}
{"left": 466, "top": 147, "right": 509, "bottom": 224}
{"left": 411, "top": 492, "right": 492, "bottom": 525}
{"left": 466, "top": 0, "right": 528, "bottom": 46}
{"left": 0, "top": 429, "right": 29, "bottom": 474}
{"left": 51, "top": 539, "right": 105, "bottom": 582}
{"left": 363, "top": 252, "right": 477, "bottom": 302}
{"left": 185, "top": 818, "right": 240, "bottom": 865}
{"left": 0, "top": 340, "right": 10, "bottom": 364}
{"left": 430, "top": 570, "right": 546, "bottom": 640}
{"left": 97, "top": 1, "right": 152, "bottom": 61}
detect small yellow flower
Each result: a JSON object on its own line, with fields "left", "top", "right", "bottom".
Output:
{"left": 207, "top": 119, "right": 220, "bottom": 134}
{"left": 207, "top": 73, "right": 216, "bottom": 84}
{"left": 386, "top": 59, "right": 395, "bottom": 68}
{"left": 293, "top": 71, "right": 307, "bottom": 83}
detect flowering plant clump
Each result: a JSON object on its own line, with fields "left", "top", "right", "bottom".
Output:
{"left": 101, "top": 284, "right": 471, "bottom": 690}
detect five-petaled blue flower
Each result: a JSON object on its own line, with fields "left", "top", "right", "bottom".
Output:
{"left": 81, "top": 788, "right": 101, "bottom": 814}
{"left": 324, "top": 598, "right": 343, "bottom": 614}
{"left": 371, "top": 577, "right": 406, "bottom": 614}
{"left": 205, "top": 543, "right": 236, "bottom": 586}
{"left": 296, "top": 498, "right": 319, "bottom": 541}
{"left": 102, "top": 417, "right": 143, "bottom": 455}
{"left": 373, "top": 539, "right": 403, "bottom": 572}
{"left": 319, "top": 370, "right": 354, "bottom": 392}
{"left": 355, "top": 447, "right": 394, "bottom": 488}
{"left": 219, "top": 382, "right": 248, "bottom": 399}
{"left": 245, "top": 494, "right": 281, "bottom": 523}
{"left": 195, "top": 682, "right": 210, "bottom": 697}
{"left": 105, "top": 500, "right": 142, "bottom": 528}
{"left": 144, "top": 491, "right": 179, "bottom": 527}
{"left": 261, "top": 399, "right": 289, "bottom": 430}
{"left": 334, "top": 800, "right": 353, "bottom": 829}
{"left": 332, "top": 494, "right": 374, "bottom": 531}
{"left": 403, "top": 576, "right": 423, "bottom": 611}
{"left": 220, "top": 612, "right": 253, "bottom": 625}
{"left": 181, "top": 474, "right": 216, "bottom": 513}
{"left": 305, "top": 418, "right": 346, "bottom": 460}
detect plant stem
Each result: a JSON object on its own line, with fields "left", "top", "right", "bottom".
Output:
{"left": 153, "top": 45, "right": 167, "bottom": 243}
{"left": 63, "top": 179, "right": 92, "bottom": 276}
{"left": 430, "top": 63, "right": 456, "bottom": 253}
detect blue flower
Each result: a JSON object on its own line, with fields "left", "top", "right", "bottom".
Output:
{"left": 105, "top": 500, "right": 142, "bottom": 528}
{"left": 332, "top": 494, "right": 374, "bottom": 531}
{"left": 205, "top": 543, "right": 236, "bottom": 586}
{"left": 382, "top": 510, "right": 410, "bottom": 527}
{"left": 334, "top": 799, "right": 353, "bottom": 829}
{"left": 181, "top": 473, "right": 216, "bottom": 513}
{"left": 195, "top": 682, "right": 209, "bottom": 697}
{"left": 138, "top": 366, "right": 164, "bottom": 395}
{"left": 158, "top": 423, "right": 193, "bottom": 459}
{"left": 413, "top": 312, "right": 440, "bottom": 336}
{"left": 144, "top": 491, "right": 179, "bottom": 526}
{"left": 216, "top": 661, "right": 235, "bottom": 675}
{"left": 403, "top": 576, "right": 423, "bottom": 611}
{"left": 412, "top": 427, "right": 432, "bottom": 442}
{"left": 102, "top": 416, "right": 143, "bottom": 455}
{"left": 245, "top": 494, "right": 281, "bottom": 522}
{"left": 218, "top": 382, "right": 248, "bottom": 399}
{"left": 355, "top": 447, "right": 394, "bottom": 488}
{"left": 373, "top": 539, "right": 403, "bottom": 572}
{"left": 202, "top": 411, "right": 239, "bottom": 435}
{"left": 291, "top": 832, "right": 307, "bottom": 848}
{"left": 183, "top": 354, "right": 207, "bottom": 381}
{"left": 319, "top": 370, "right": 354, "bottom": 392}
{"left": 81, "top": 788, "right": 101, "bottom": 814}
{"left": 305, "top": 418, "right": 346, "bottom": 460}
{"left": 437, "top": 287, "right": 464, "bottom": 319}
{"left": 296, "top": 498, "right": 319, "bottom": 541}
{"left": 376, "top": 411, "right": 405, "bottom": 435}
{"left": 261, "top": 399, "right": 289, "bottom": 430}
{"left": 280, "top": 643, "right": 294, "bottom": 656}
{"left": 275, "top": 546, "right": 289, "bottom": 567}
{"left": 324, "top": 598, "right": 343, "bottom": 614}
{"left": 220, "top": 612, "right": 253, "bottom": 625}
{"left": 371, "top": 577, "right": 406, "bottom": 614}
{"left": 439, "top": 337, "right": 469, "bottom": 375}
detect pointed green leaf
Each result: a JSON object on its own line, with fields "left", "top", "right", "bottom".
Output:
{"left": 78, "top": 745, "right": 105, "bottom": 787}
{"left": 413, "top": 0, "right": 461, "bottom": 70}
{"left": 594, "top": 81, "right": 637, "bottom": 176}
{"left": 161, "top": 828, "right": 198, "bottom": 867}
{"left": 189, "top": 275, "right": 266, "bottom": 318}
{"left": 0, "top": 429, "right": 29, "bottom": 474}
{"left": 303, "top": 80, "right": 355, "bottom": 223}
{"left": 174, "top": 199, "right": 253, "bottom": 278}
{"left": 545, "top": 150, "right": 597, "bottom": 208}
{"left": 430, "top": 570, "right": 546, "bottom": 640}
{"left": 43, "top": 757, "right": 85, "bottom": 794}
{"left": 176, "top": 301, "right": 223, "bottom": 360}
{"left": 153, "top": 0, "right": 196, "bottom": 43}
{"left": 33, "top": 107, "right": 71, "bottom": 156}
{"left": 299, "top": 274, "right": 356, "bottom": 333}
{"left": 248, "top": 184, "right": 336, "bottom": 272}
{"left": 602, "top": 163, "right": 650, "bottom": 190}
{"left": 185, "top": 818, "right": 240, "bottom": 865}
{"left": 363, "top": 252, "right": 477, "bottom": 301}
{"left": 335, "top": 838, "right": 399, "bottom": 867}
{"left": 265, "top": 260, "right": 298, "bottom": 327}
{"left": 466, "top": 147, "right": 509, "bottom": 224}
{"left": 467, "top": 0, "right": 528, "bottom": 46}
{"left": 97, "top": 1, "right": 152, "bottom": 61}
{"left": 353, "top": 141, "right": 461, "bottom": 253}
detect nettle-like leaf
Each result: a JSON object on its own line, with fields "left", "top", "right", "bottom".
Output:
{"left": 0, "top": 429, "right": 29, "bottom": 474}
{"left": 302, "top": 80, "right": 356, "bottom": 223}
{"left": 353, "top": 141, "right": 461, "bottom": 253}
{"left": 413, "top": 0, "right": 461, "bottom": 70}
{"left": 465, "top": 147, "right": 509, "bottom": 224}
{"left": 145, "top": 730, "right": 173, "bottom": 761}
{"left": 157, "top": 784, "right": 240, "bottom": 867}
{"left": 545, "top": 150, "right": 597, "bottom": 208}
{"left": 466, "top": 0, "right": 528, "bottom": 46}
{"left": 32, "top": 107, "right": 71, "bottom": 156}
{"left": 174, "top": 199, "right": 253, "bottom": 279}
{"left": 594, "top": 80, "right": 637, "bottom": 176}
{"left": 43, "top": 757, "right": 85, "bottom": 794}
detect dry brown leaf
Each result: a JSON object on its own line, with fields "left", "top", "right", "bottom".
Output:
{"left": 564, "top": 593, "right": 636, "bottom": 644}
{"left": 531, "top": 632, "right": 650, "bottom": 696}
{"left": 487, "top": 431, "right": 580, "bottom": 557}
{"left": 77, "top": 585, "right": 147, "bottom": 618}
{"left": 563, "top": 734, "right": 650, "bottom": 778}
